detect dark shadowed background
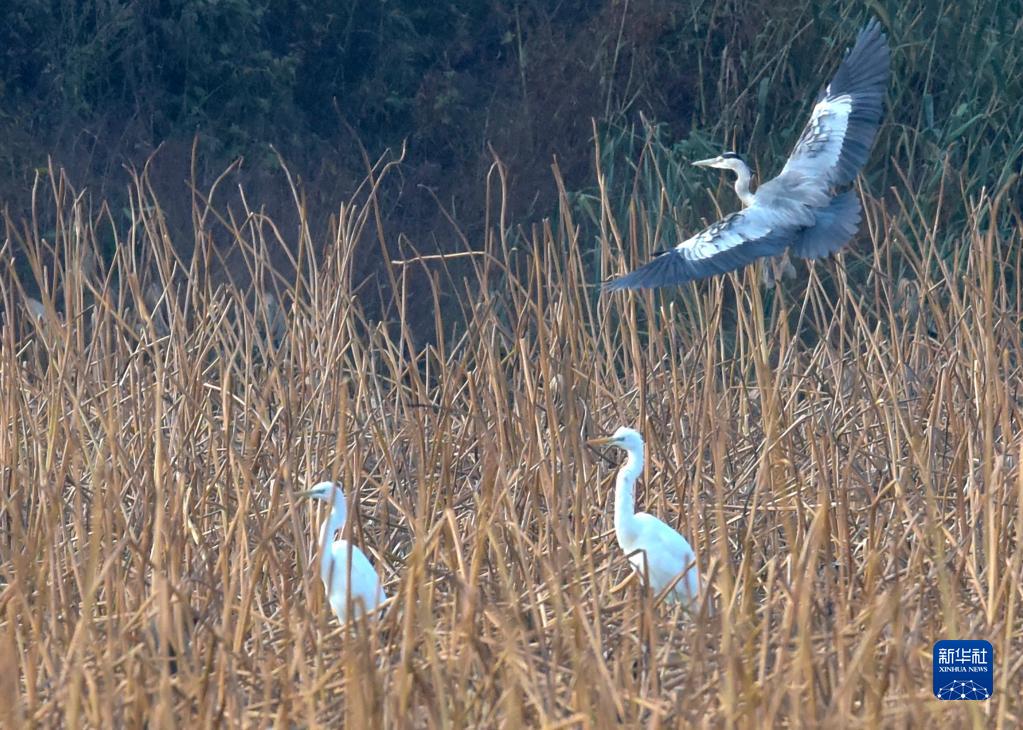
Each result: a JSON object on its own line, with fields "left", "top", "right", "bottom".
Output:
{"left": 1, "top": 0, "right": 1020, "bottom": 329}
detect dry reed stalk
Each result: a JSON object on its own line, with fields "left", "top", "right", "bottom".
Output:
{"left": 0, "top": 157, "right": 1019, "bottom": 728}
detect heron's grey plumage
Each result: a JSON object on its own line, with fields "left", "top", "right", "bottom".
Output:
{"left": 777, "top": 19, "right": 889, "bottom": 193}
{"left": 790, "top": 190, "right": 862, "bottom": 259}
{"left": 604, "top": 20, "right": 889, "bottom": 292}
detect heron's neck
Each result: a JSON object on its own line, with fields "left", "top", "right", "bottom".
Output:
{"left": 318, "top": 500, "right": 348, "bottom": 583}
{"left": 614, "top": 445, "right": 644, "bottom": 544}
{"left": 731, "top": 161, "right": 755, "bottom": 207}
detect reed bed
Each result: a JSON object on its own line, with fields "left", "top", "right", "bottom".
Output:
{"left": 1, "top": 154, "right": 1021, "bottom": 728}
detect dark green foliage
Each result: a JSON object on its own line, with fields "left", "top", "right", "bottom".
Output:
{"left": 0, "top": 0, "right": 1019, "bottom": 306}
{"left": 0, "top": 1, "right": 514, "bottom": 162}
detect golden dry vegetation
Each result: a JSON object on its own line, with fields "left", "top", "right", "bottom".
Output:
{"left": 1, "top": 154, "right": 1021, "bottom": 728}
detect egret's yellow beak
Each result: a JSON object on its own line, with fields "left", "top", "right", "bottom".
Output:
{"left": 294, "top": 489, "right": 317, "bottom": 498}
{"left": 587, "top": 436, "right": 615, "bottom": 447}
{"left": 692, "top": 156, "right": 721, "bottom": 168}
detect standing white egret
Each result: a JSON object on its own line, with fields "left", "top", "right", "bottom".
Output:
{"left": 603, "top": 20, "right": 890, "bottom": 291}
{"left": 296, "top": 481, "right": 386, "bottom": 624}
{"left": 588, "top": 427, "right": 699, "bottom": 607}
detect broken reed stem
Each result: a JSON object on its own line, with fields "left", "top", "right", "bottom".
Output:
{"left": 0, "top": 158, "right": 1020, "bottom": 727}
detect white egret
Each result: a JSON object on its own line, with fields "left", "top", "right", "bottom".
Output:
{"left": 588, "top": 427, "right": 699, "bottom": 607}
{"left": 297, "top": 480, "right": 386, "bottom": 624}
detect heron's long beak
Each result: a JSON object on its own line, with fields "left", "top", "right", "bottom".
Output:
{"left": 692, "top": 156, "right": 720, "bottom": 168}
{"left": 294, "top": 489, "right": 317, "bottom": 498}
{"left": 587, "top": 436, "right": 614, "bottom": 447}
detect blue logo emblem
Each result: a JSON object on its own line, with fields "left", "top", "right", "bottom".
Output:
{"left": 933, "top": 640, "right": 993, "bottom": 700}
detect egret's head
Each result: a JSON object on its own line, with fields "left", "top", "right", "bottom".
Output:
{"left": 587, "top": 426, "right": 644, "bottom": 453}
{"left": 297, "top": 481, "right": 345, "bottom": 508}
{"left": 692, "top": 151, "right": 747, "bottom": 171}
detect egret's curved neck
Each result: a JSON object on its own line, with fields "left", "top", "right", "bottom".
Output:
{"left": 729, "top": 160, "right": 755, "bottom": 207}
{"left": 318, "top": 498, "right": 348, "bottom": 583}
{"left": 614, "top": 444, "right": 644, "bottom": 542}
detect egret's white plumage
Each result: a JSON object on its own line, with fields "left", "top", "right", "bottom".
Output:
{"left": 298, "top": 481, "right": 386, "bottom": 624}
{"left": 589, "top": 428, "right": 699, "bottom": 607}
{"left": 604, "top": 20, "right": 890, "bottom": 291}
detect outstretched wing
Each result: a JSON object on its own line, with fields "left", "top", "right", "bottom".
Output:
{"left": 603, "top": 21, "right": 888, "bottom": 293}
{"left": 777, "top": 19, "right": 890, "bottom": 192}
{"left": 603, "top": 202, "right": 811, "bottom": 291}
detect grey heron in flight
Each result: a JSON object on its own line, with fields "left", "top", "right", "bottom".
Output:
{"left": 603, "top": 20, "right": 890, "bottom": 292}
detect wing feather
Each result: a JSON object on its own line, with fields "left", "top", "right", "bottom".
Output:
{"left": 778, "top": 19, "right": 890, "bottom": 191}
{"left": 790, "top": 189, "right": 861, "bottom": 259}
{"left": 603, "top": 203, "right": 809, "bottom": 291}
{"left": 629, "top": 513, "right": 700, "bottom": 604}
{"left": 325, "top": 539, "right": 386, "bottom": 621}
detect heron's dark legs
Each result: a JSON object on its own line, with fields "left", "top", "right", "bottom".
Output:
{"left": 761, "top": 250, "right": 797, "bottom": 287}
